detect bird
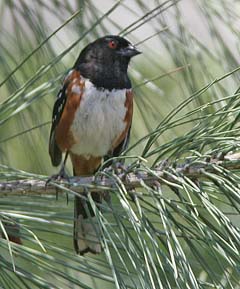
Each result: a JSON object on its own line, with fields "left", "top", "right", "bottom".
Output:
{"left": 48, "top": 35, "right": 141, "bottom": 255}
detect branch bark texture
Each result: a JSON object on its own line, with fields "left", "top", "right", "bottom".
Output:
{"left": 1, "top": 153, "right": 240, "bottom": 196}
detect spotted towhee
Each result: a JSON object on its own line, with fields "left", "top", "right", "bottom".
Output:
{"left": 49, "top": 35, "right": 141, "bottom": 255}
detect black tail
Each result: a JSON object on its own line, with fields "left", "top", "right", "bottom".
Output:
{"left": 73, "top": 192, "right": 102, "bottom": 255}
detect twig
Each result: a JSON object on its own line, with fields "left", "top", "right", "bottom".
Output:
{"left": 1, "top": 152, "right": 240, "bottom": 196}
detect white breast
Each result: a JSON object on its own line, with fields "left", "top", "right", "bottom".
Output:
{"left": 70, "top": 79, "right": 127, "bottom": 157}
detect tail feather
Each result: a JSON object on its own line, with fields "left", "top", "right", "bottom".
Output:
{"left": 74, "top": 192, "right": 102, "bottom": 255}
{"left": 71, "top": 153, "right": 103, "bottom": 255}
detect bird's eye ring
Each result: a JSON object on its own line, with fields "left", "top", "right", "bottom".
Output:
{"left": 108, "top": 40, "right": 117, "bottom": 49}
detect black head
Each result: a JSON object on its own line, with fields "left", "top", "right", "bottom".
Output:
{"left": 74, "top": 35, "right": 141, "bottom": 90}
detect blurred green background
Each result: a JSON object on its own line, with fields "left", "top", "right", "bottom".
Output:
{"left": 1, "top": 0, "right": 240, "bottom": 288}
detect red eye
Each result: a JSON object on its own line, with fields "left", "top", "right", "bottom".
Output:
{"left": 108, "top": 40, "right": 117, "bottom": 49}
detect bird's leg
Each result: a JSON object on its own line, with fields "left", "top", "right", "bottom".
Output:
{"left": 46, "top": 152, "right": 70, "bottom": 200}
{"left": 56, "top": 154, "right": 70, "bottom": 180}
{"left": 47, "top": 152, "right": 69, "bottom": 182}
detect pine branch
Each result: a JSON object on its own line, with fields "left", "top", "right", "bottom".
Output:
{"left": 1, "top": 152, "right": 240, "bottom": 196}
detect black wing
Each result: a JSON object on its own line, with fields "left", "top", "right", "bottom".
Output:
{"left": 49, "top": 85, "right": 68, "bottom": 167}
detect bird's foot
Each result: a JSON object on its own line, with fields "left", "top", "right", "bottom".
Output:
{"left": 46, "top": 166, "right": 70, "bottom": 201}
{"left": 46, "top": 166, "right": 70, "bottom": 184}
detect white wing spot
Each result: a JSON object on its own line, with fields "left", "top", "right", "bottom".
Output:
{"left": 58, "top": 103, "right": 63, "bottom": 112}
{"left": 57, "top": 91, "right": 62, "bottom": 99}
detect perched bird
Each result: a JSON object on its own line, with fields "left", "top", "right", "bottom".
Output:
{"left": 49, "top": 35, "right": 141, "bottom": 255}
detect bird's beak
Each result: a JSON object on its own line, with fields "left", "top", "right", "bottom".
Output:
{"left": 117, "top": 44, "right": 141, "bottom": 58}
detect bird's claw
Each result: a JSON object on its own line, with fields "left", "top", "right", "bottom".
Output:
{"left": 46, "top": 167, "right": 70, "bottom": 201}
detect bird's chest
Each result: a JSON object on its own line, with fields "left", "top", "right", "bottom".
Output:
{"left": 70, "top": 81, "right": 127, "bottom": 156}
